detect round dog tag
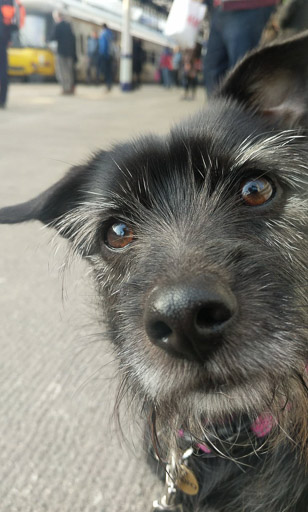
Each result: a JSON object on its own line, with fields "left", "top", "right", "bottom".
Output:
{"left": 176, "top": 465, "right": 199, "bottom": 496}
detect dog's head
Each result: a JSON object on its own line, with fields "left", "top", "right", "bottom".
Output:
{"left": 1, "top": 34, "right": 308, "bottom": 444}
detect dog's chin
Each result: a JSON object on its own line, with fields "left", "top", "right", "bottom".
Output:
{"left": 137, "top": 355, "right": 308, "bottom": 450}
{"left": 136, "top": 363, "right": 274, "bottom": 427}
{"left": 154, "top": 381, "right": 268, "bottom": 424}
{"left": 122, "top": 334, "right": 306, "bottom": 431}
{"left": 133, "top": 354, "right": 270, "bottom": 418}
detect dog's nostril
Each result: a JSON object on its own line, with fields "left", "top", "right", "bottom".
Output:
{"left": 144, "top": 279, "right": 237, "bottom": 361}
{"left": 149, "top": 321, "right": 172, "bottom": 343}
{"left": 196, "top": 303, "right": 232, "bottom": 329}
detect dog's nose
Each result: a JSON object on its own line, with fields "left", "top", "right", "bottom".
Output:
{"left": 144, "top": 278, "right": 237, "bottom": 361}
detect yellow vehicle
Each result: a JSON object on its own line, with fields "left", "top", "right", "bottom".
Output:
{"left": 8, "top": 47, "right": 55, "bottom": 78}
{"left": 7, "top": 8, "right": 56, "bottom": 80}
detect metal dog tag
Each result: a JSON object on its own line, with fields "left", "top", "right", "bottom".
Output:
{"left": 152, "top": 479, "right": 183, "bottom": 512}
{"left": 152, "top": 494, "right": 183, "bottom": 511}
{"left": 176, "top": 465, "right": 199, "bottom": 496}
{"left": 151, "top": 449, "right": 193, "bottom": 511}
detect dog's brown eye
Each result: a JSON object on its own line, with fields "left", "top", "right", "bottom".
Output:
{"left": 105, "top": 222, "right": 134, "bottom": 249}
{"left": 241, "top": 178, "right": 274, "bottom": 206}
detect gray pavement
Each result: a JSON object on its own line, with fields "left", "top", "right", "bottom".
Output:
{"left": 0, "top": 83, "right": 204, "bottom": 512}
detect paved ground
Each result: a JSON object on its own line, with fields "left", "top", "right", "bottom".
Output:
{"left": 0, "top": 83, "right": 204, "bottom": 512}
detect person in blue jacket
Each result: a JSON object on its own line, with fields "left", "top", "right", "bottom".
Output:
{"left": 98, "top": 23, "right": 113, "bottom": 91}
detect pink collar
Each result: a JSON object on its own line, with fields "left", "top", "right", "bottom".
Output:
{"left": 189, "top": 413, "right": 275, "bottom": 455}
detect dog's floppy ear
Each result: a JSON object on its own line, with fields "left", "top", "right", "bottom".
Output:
{"left": 219, "top": 31, "right": 308, "bottom": 127}
{"left": 0, "top": 164, "right": 88, "bottom": 230}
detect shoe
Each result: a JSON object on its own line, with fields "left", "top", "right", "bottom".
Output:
{"left": 0, "top": 103, "right": 6, "bottom": 109}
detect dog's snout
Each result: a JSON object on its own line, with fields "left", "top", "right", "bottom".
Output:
{"left": 144, "top": 278, "right": 237, "bottom": 361}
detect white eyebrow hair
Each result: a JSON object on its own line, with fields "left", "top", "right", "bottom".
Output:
{"left": 231, "top": 130, "right": 303, "bottom": 166}
{"left": 228, "top": 130, "right": 308, "bottom": 184}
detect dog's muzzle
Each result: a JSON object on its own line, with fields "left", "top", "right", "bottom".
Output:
{"left": 144, "top": 276, "right": 237, "bottom": 362}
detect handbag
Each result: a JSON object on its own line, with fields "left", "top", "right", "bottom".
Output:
{"left": 164, "top": 0, "right": 207, "bottom": 49}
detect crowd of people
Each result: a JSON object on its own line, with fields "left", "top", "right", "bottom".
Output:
{"left": 53, "top": 16, "right": 115, "bottom": 95}
{"left": 157, "top": 0, "right": 308, "bottom": 100}
{"left": 1, "top": 0, "right": 307, "bottom": 108}
{"left": 158, "top": 46, "right": 201, "bottom": 100}
{"left": 61, "top": 20, "right": 146, "bottom": 93}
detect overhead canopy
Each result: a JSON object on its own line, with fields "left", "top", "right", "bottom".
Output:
{"left": 21, "top": 0, "right": 175, "bottom": 47}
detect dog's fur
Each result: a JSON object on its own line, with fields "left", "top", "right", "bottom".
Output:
{"left": 1, "top": 33, "right": 308, "bottom": 511}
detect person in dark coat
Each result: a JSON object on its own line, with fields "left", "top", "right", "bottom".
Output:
{"left": 132, "top": 38, "right": 145, "bottom": 88}
{"left": 0, "top": 4, "right": 13, "bottom": 108}
{"left": 52, "top": 11, "right": 76, "bottom": 95}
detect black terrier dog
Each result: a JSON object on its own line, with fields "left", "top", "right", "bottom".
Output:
{"left": 1, "top": 33, "right": 308, "bottom": 511}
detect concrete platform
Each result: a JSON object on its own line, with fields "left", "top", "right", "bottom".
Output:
{"left": 0, "top": 83, "right": 204, "bottom": 512}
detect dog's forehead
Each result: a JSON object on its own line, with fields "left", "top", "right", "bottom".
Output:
{"left": 91, "top": 100, "right": 271, "bottom": 198}
{"left": 172, "top": 99, "right": 265, "bottom": 152}
{"left": 85, "top": 98, "right": 306, "bottom": 215}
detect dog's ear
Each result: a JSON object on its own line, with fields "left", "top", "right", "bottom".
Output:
{"left": 219, "top": 31, "right": 308, "bottom": 127}
{"left": 0, "top": 164, "right": 88, "bottom": 232}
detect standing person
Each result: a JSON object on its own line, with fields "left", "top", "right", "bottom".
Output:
{"left": 51, "top": 11, "right": 75, "bottom": 95}
{"left": 0, "top": 0, "right": 25, "bottom": 108}
{"left": 0, "top": 5, "right": 10, "bottom": 108}
{"left": 98, "top": 23, "right": 113, "bottom": 91}
{"left": 132, "top": 38, "right": 145, "bottom": 88}
{"left": 172, "top": 47, "right": 182, "bottom": 87}
{"left": 182, "top": 49, "right": 198, "bottom": 100}
{"left": 86, "top": 30, "right": 99, "bottom": 84}
{"left": 203, "top": 0, "right": 280, "bottom": 95}
{"left": 159, "top": 47, "right": 173, "bottom": 89}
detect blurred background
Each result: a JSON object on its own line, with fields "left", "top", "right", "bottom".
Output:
{"left": 0, "top": 0, "right": 306, "bottom": 511}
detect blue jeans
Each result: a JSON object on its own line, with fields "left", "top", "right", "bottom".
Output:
{"left": 99, "top": 55, "right": 113, "bottom": 90}
{"left": 161, "top": 67, "right": 172, "bottom": 88}
{"left": 204, "top": 6, "right": 275, "bottom": 95}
